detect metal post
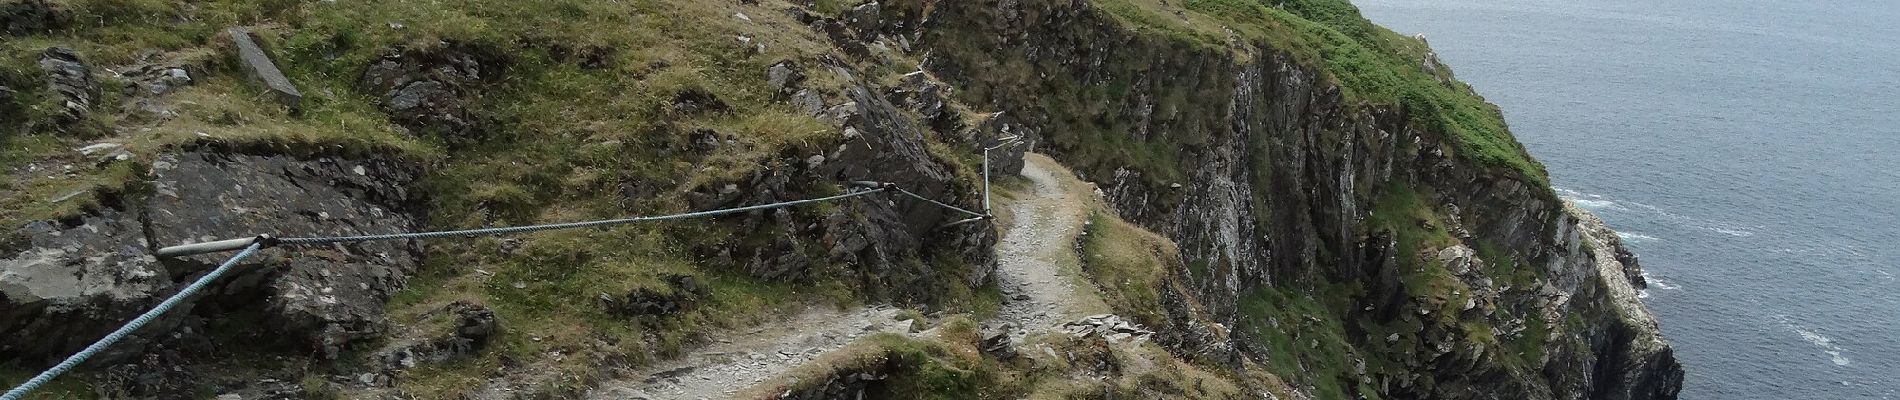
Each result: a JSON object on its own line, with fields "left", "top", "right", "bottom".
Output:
{"left": 982, "top": 146, "right": 991, "bottom": 214}
{"left": 979, "top": 135, "right": 1021, "bottom": 217}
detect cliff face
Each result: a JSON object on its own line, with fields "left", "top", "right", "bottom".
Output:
{"left": 896, "top": 0, "right": 1683, "bottom": 398}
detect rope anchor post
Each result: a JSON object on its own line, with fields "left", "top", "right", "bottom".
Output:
{"left": 154, "top": 235, "right": 275, "bottom": 258}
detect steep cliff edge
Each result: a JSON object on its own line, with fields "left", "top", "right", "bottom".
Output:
{"left": 887, "top": 0, "right": 1684, "bottom": 398}
{"left": 2, "top": 0, "right": 1678, "bottom": 398}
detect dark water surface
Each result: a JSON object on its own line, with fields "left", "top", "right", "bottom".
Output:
{"left": 1354, "top": 1, "right": 1900, "bottom": 398}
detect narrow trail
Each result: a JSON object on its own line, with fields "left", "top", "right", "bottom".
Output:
{"left": 585, "top": 306, "right": 917, "bottom": 399}
{"left": 989, "top": 153, "right": 1104, "bottom": 339}
{"left": 584, "top": 153, "right": 1099, "bottom": 399}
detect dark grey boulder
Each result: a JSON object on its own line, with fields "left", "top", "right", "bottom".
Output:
{"left": 766, "top": 60, "right": 806, "bottom": 96}
{"left": 147, "top": 152, "right": 421, "bottom": 360}
{"left": 1, "top": 209, "right": 170, "bottom": 366}
{"left": 0, "top": 151, "right": 423, "bottom": 366}
{"left": 359, "top": 46, "right": 486, "bottom": 140}
{"left": 883, "top": 70, "right": 958, "bottom": 135}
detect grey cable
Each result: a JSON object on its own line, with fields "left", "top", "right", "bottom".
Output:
{"left": 277, "top": 188, "right": 888, "bottom": 245}
{"left": 890, "top": 186, "right": 987, "bottom": 218}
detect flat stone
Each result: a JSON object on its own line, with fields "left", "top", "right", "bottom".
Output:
{"left": 48, "top": 189, "right": 86, "bottom": 203}
{"left": 227, "top": 28, "right": 302, "bottom": 111}
{"left": 75, "top": 142, "right": 120, "bottom": 155}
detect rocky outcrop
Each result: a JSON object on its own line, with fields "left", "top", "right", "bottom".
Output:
{"left": 370, "top": 300, "right": 500, "bottom": 376}
{"left": 1, "top": 0, "right": 70, "bottom": 36}
{"left": 1, "top": 209, "right": 168, "bottom": 365}
{"left": 882, "top": 70, "right": 1030, "bottom": 177}
{"left": 603, "top": 274, "right": 708, "bottom": 317}
{"left": 690, "top": 60, "right": 997, "bottom": 305}
{"left": 1061, "top": 314, "right": 1155, "bottom": 344}
{"left": 774, "top": 370, "right": 887, "bottom": 400}
{"left": 358, "top": 46, "right": 489, "bottom": 140}
{"left": 111, "top": 50, "right": 206, "bottom": 122}
{"left": 1, "top": 151, "right": 423, "bottom": 367}
{"left": 37, "top": 46, "right": 94, "bottom": 126}
{"left": 819, "top": 82, "right": 999, "bottom": 296}
{"left": 149, "top": 152, "right": 422, "bottom": 359}
{"left": 886, "top": 0, "right": 1682, "bottom": 398}
{"left": 1562, "top": 204, "right": 1683, "bottom": 399}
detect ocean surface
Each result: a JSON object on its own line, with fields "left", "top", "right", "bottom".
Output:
{"left": 1354, "top": 0, "right": 1900, "bottom": 398}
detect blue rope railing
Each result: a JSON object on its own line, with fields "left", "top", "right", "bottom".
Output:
{"left": 2, "top": 242, "right": 264, "bottom": 400}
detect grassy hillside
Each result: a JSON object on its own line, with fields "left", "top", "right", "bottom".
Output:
{"left": 3, "top": 0, "right": 997, "bottom": 397}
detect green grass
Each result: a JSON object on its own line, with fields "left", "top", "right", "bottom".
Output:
{"left": 1078, "top": 212, "right": 1176, "bottom": 327}
{"left": 0, "top": 365, "right": 96, "bottom": 400}
{"left": 811, "top": 0, "right": 872, "bottom": 16}
{"left": 1236, "top": 284, "right": 1362, "bottom": 400}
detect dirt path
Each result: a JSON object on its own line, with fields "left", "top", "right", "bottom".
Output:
{"left": 583, "top": 153, "right": 1099, "bottom": 399}
{"left": 584, "top": 306, "right": 917, "bottom": 400}
{"left": 989, "top": 153, "right": 1105, "bottom": 339}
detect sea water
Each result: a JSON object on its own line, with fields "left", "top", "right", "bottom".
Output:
{"left": 1355, "top": 0, "right": 1900, "bottom": 398}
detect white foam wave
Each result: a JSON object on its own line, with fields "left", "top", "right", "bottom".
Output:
{"left": 1776, "top": 316, "right": 1853, "bottom": 366}
{"left": 1571, "top": 198, "right": 1626, "bottom": 211}
{"left": 1616, "top": 232, "right": 1659, "bottom": 243}
{"left": 1555, "top": 187, "right": 1766, "bottom": 239}
{"left": 1556, "top": 187, "right": 1619, "bottom": 208}
{"left": 1644, "top": 272, "right": 1680, "bottom": 290}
